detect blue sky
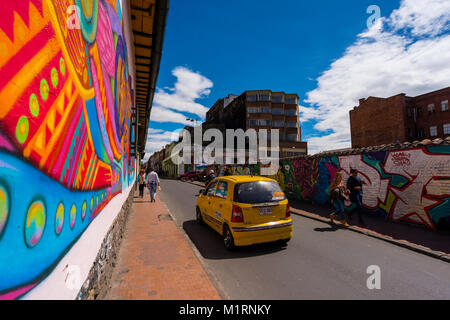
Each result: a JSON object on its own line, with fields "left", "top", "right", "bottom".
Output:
{"left": 144, "top": 0, "right": 450, "bottom": 160}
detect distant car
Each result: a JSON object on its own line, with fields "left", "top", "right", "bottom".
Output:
{"left": 196, "top": 176, "right": 292, "bottom": 249}
{"left": 178, "top": 171, "right": 199, "bottom": 181}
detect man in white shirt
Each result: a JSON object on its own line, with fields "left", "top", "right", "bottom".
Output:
{"left": 147, "top": 168, "right": 160, "bottom": 202}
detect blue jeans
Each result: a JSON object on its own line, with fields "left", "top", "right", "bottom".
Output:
{"left": 351, "top": 193, "right": 364, "bottom": 222}
{"left": 333, "top": 198, "right": 346, "bottom": 220}
{"left": 148, "top": 182, "right": 157, "bottom": 201}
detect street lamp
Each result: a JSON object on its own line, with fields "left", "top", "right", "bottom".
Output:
{"left": 186, "top": 118, "right": 199, "bottom": 126}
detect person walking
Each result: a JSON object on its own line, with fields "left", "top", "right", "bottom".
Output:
{"left": 346, "top": 168, "right": 365, "bottom": 226}
{"left": 223, "top": 166, "right": 231, "bottom": 176}
{"left": 138, "top": 171, "right": 145, "bottom": 198}
{"left": 205, "top": 169, "right": 216, "bottom": 185}
{"left": 329, "top": 172, "right": 350, "bottom": 227}
{"left": 147, "top": 167, "right": 160, "bottom": 203}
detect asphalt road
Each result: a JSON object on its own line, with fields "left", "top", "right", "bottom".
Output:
{"left": 158, "top": 178, "right": 450, "bottom": 300}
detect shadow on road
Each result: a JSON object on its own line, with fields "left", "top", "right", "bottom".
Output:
{"left": 182, "top": 220, "right": 287, "bottom": 260}
{"left": 314, "top": 226, "right": 339, "bottom": 232}
{"left": 289, "top": 198, "right": 450, "bottom": 255}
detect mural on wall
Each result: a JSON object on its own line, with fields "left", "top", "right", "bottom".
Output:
{"left": 229, "top": 164, "right": 260, "bottom": 176}
{"left": 276, "top": 147, "right": 450, "bottom": 231}
{"left": 0, "top": 0, "right": 135, "bottom": 299}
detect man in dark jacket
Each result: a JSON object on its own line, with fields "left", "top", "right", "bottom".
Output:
{"left": 346, "top": 169, "right": 365, "bottom": 225}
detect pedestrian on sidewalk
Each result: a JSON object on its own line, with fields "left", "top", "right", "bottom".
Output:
{"left": 329, "top": 172, "right": 350, "bottom": 227}
{"left": 147, "top": 167, "right": 160, "bottom": 203}
{"left": 138, "top": 171, "right": 145, "bottom": 198}
{"left": 346, "top": 169, "right": 365, "bottom": 226}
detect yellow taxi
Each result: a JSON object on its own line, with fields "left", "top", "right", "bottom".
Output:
{"left": 196, "top": 175, "right": 293, "bottom": 249}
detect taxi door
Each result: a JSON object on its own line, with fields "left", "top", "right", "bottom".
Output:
{"left": 211, "top": 180, "right": 230, "bottom": 234}
{"left": 201, "top": 180, "right": 218, "bottom": 229}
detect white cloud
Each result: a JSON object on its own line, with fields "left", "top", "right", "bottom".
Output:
{"left": 149, "top": 106, "right": 193, "bottom": 126}
{"left": 389, "top": 0, "right": 450, "bottom": 36}
{"left": 302, "top": 0, "right": 450, "bottom": 155}
{"left": 144, "top": 66, "right": 212, "bottom": 161}
{"left": 150, "top": 66, "right": 213, "bottom": 124}
{"left": 142, "top": 128, "right": 180, "bottom": 162}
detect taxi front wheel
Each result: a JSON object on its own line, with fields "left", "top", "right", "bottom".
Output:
{"left": 223, "top": 225, "right": 235, "bottom": 250}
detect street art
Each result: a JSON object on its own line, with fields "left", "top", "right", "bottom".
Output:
{"left": 275, "top": 147, "right": 450, "bottom": 231}
{"left": 0, "top": 0, "right": 135, "bottom": 299}
{"left": 230, "top": 164, "right": 259, "bottom": 176}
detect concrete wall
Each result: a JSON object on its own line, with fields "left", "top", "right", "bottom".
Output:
{"left": 0, "top": 0, "right": 136, "bottom": 299}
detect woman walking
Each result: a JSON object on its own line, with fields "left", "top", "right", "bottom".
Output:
{"left": 329, "top": 172, "right": 350, "bottom": 227}
{"left": 138, "top": 171, "right": 145, "bottom": 198}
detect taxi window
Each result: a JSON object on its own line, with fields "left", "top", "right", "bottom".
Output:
{"left": 206, "top": 181, "right": 218, "bottom": 196}
{"left": 234, "top": 181, "right": 285, "bottom": 204}
{"left": 215, "top": 181, "right": 228, "bottom": 199}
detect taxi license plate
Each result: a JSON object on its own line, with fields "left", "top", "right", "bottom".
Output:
{"left": 259, "top": 207, "right": 272, "bottom": 215}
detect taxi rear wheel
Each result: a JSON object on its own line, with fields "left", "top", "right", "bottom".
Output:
{"left": 223, "top": 224, "right": 235, "bottom": 250}
{"left": 196, "top": 207, "right": 204, "bottom": 225}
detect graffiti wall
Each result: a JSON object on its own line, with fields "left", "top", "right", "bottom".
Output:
{"left": 0, "top": 0, "right": 136, "bottom": 299}
{"left": 278, "top": 146, "right": 450, "bottom": 231}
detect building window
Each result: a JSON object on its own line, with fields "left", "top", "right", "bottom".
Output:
{"left": 430, "top": 126, "right": 437, "bottom": 137}
{"left": 427, "top": 104, "right": 435, "bottom": 114}
{"left": 286, "top": 122, "right": 297, "bottom": 128}
{"left": 416, "top": 107, "right": 423, "bottom": 117}
{"left": 272, "top": 108, "right": 284, "bottom": 115}
{"left": 442, "top": 100, "right": 449, "bottom": 112}
{"left": 406, "top": 108, "right": 412, "bottom": 117}
{"left": 247, "top": 94, "right": 257, "bottom": 102}
{"left": 285, "top": 97, "right": 298, "bottom": 104}
{"left": 273, "top": 120, "right": 285, "bottom": 127}
{"left": 286, "top": 134, "right": 298, "bottom": 142}
{"left": 444, "top": 123, "right": 450, "bottom": 135}
{"left": 285, "top": 109, "right": 297, "bottom": 116}
{"left": 407, "top": 128, "right": 413, "bottom": 139}
{"left": 247, "top": 106, "right": 271, "bottom": 113}
{"left": 258, "top": 94, "right": 270, "bottom": 101}
{"left": 417, "top": 128, "right": 424, "bottom": 139}
{"left": 249, "top": 119, "right": 271, "bottom": 126}
{"left": 272, "top": 96, "right": 284, "bottom": 103}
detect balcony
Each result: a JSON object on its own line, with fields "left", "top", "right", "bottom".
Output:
{"left": 284, "top": 109, "right": 297, "bottom": 116}
{"left": 285, "top": 122, "right": 298, "bottom": 128}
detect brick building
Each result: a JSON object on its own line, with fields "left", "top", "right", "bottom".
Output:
{"left": 204, "top": 90, "right": 308, "bottom": 158}
{"left": 350, "top": 87, "right": 450, "bottom": 148}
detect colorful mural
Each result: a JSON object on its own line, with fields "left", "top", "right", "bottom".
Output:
{"left": 0, "top": 0, "right": 136, "bottom": 299}
{"left": 276, "top": 147, "right": 450, "bottom": 231}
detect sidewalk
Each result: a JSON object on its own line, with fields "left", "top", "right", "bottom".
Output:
{"left": 103, "top": 189, "right": 221, "bottom": 300}
{"left": 185, "top": 179, "right": 450, "bottom": 262}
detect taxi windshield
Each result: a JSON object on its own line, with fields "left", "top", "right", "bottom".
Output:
{"left": 234, "top": 181, "right": 285, "bottom": 204}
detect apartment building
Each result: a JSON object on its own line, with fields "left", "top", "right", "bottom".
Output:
{"left": 204, "top": 90, "right": 308, "bottom": 158}
{"left": 350, "top": 87, "right": 450, "bottom": 148}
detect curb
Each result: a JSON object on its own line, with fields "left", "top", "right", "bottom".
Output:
{"left": 290, "top": 208, "right": 450, "bottom": 264}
